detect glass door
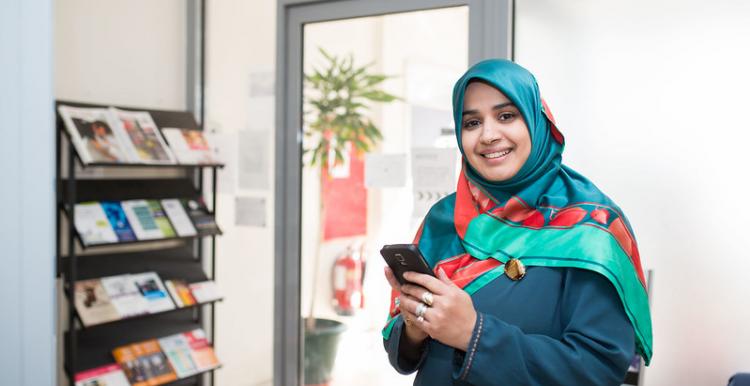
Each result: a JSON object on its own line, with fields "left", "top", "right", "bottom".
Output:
{"left": 300, "top": 8, "right": 468, "bottom": 386}
{"left": 275, "top": 1, "right": 513, "bottom": 385}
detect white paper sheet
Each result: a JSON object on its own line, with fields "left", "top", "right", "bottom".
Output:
{"left": 235, "top": 196, "right": 267, "bottom": 227}
{"left": 364, "top": 153, "right": 407, "bottom": 188}
{"left": 238, "top": 129, "right": 270, "bottom": 190}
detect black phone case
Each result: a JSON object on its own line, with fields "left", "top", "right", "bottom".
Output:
{"left": 380, "top": 244, "right": 435, "bottom": 285}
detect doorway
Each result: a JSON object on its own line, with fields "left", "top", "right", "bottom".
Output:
{"left": 275, "top": 1, "right": 512, "bottom": 385}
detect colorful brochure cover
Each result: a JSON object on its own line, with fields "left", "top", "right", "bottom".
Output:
{"left": 74, "top": 202, "right": 119, "bottom": 246}
{"left": 74, "top": 279, "right": 120, "bottom": 327}
{"left": 58, "top": 105, "right": 131, "bottom": 164}
{"left": 162, "top": 127, "right": 219, "bottom": 165}
{"left": 74, "top": 363, "right": 130, "bottom": 386}
{"left": 160, "top": 199, "right": 197, "bottom": 237}
{"left": 109, "top": 108, "right": 176, "bottom": 165}
{"left": 121, "top": 200, "right": 163, "bottom": 240}
{"left": 131, "top": 272, "right": 175, "bottom": 313}
{"left": 113, "top": 339, "right": 177, "bottom": 386}
{"left": 146, "top": 200, "right": 176, "bottom": 238}
{"left": 184, "top": 329, "right": 220, "bottom": 372}
{"left": 158, "top": 333, "right": 199, "bottom": 378}
{"left": 100, "top": 201, "right": 136, "bottom": 242}
{"left": 165, "top": 279, "right": 196, "bottom": 308}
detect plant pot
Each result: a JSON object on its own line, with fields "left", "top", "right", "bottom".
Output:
{"left": 303, "top": 318, "right": 346, "bottom": 386}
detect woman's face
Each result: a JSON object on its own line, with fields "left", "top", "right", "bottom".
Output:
{"left": 461, "top": 81, "right": 531, "bottom": 182}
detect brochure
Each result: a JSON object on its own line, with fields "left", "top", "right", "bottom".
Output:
{"left": 188, "top": 281, "right": 221, "bottom": 304}
{"left": 74, "top": 363, "right": 130, "bottom": 386}
{"left": 74, "top": 202, "right": 119, "bottom": 246}
{"left": 109, "top": 108, "right": 176, "bottom": 165}
{"left": 183, "top": 329, "right": 220, "bottom": 372}
{"left": 165, "top": 279, "right": 196, "bottom": 308}
{"left": 131, "top": 272, "right": 175, "bottom": 313}
{"left": 161, "top": 127, "right": 219, "bottom": 165}
{"left": 73, "top": 279, "right": 120, "bottom": 326}
{"left": 160, "top": 199, "right": 197, "bottom": 237}
{"left": 100, "top": 274, "right": 149, "bottom": 318}
{"left": 181, "top": 198, "right": 221, "bottom": 236}
{"left": 100, "top": 201, "right": 137, "bottom": 242}
{"left": 113, "top": 339, "right": 177, "bottom": 386}
{"left": 121, "top": 200, "right": 164, "bottom": 240}
{"left": 146, "top": 200, "right": 176, "bottom": 238}
{"left": 58, "top": 105, "right": 130, "bottom": 164}
{"left": 158, "top": 333, "right": 199, "bottom": 378}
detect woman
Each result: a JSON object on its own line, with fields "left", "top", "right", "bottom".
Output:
{"left": 382, "top": 59, "right": 652, "bottom": 386}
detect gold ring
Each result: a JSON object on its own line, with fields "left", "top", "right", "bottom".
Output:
{"left": 404, "top": 315, "right": 412, "bottom": 326}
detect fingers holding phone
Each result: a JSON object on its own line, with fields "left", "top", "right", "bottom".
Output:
{"left": 384, "top": 266, "right": 429, "bottom": 343}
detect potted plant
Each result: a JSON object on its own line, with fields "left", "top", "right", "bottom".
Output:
{"left": 302, "top": 48, "right": 398, "bottom": 385}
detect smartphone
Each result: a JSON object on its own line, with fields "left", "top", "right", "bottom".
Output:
{"left": 380, "top": 244, "right": 435, "bottom": 285}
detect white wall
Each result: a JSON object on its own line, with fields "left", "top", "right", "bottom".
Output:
{"left": 516, "top": 1, "right": 750, "bottom": 385}
{"left": 204, "top": 1, "right": 277, "bottom": 385}
{"left": 0, "top": 0, "right": 56, "bottom": 385}
{"left": 55, "top": 0, "right": 187, "bottom": 109}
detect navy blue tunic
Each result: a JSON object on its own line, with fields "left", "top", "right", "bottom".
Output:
{"left": 384, "top": 266, "right": 635, "bottom": 385}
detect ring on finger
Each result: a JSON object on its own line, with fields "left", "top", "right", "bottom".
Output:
{"left": 421, "top": 291, "right": 434, "bottom": 307}
{"left": 416, "top": 303, "right": 428, "bottom": 318}
{"left": 404, "top": 315, "right": 411, "bottom": 326}
{"left": 417, "top": 315, "right": 425, "bottom": 323}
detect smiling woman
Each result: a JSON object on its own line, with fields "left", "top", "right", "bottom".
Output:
{"left": 460, "top": 80, "right": 532, "bottom": 182}
{"left": 382, "top": 59, "right": 652, "bottom": 386}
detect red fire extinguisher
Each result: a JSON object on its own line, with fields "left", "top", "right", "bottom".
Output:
{"left": 332, "top": 245, "right": 366, "bottom": 316}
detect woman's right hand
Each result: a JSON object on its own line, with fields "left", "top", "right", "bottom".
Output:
{"left": 384, "top": 266, "right": 429, "bottom": 344}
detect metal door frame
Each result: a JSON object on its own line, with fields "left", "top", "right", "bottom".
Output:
{"left": 274, "top": 0, "right": 513, "bottom": 384}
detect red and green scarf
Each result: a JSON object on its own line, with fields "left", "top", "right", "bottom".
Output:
{"left": 382, "top": 59, "right": 652, "bottom": 365}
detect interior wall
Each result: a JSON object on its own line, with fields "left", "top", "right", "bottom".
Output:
{"left": 54, "top": 0, "right": 187, "bottom": 109}
{"left": 204, "top": 1, "right": 276, "bottom": 385}
{"left": 515, "top": 1, "right": 750, "bottom": 385}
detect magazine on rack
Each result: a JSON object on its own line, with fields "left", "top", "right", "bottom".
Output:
{"left": 188, "top": 281, "right": 221, "bottom": 304}
{"left": 109, "top": 108, "right": 176, "bottom": 164}
{"left": 131, "top": 272, "right": 175, "bottom": 313}
{"left": 183, "top": 329, "right": 220, "bottom": 372}
{"left": 147, "top": 200, "right": 176, "bottom": 238}
{"left": 121, "top": 200, "right": 166, "bottom": 240}
{"left": 73, "top": 279, "right": 120, "bottom": 326}
{"left": 100, "top": 274, "right": 149, "bottom": 318}
{"left": 181, "top": 198, "right": 221, "bottom": 236}
{"left": 100, "top": 201, "right": 137, "bottom": 242}
{"left": 161, "top": 127, "right": 220, "bottom": 165}
{"left": 164, "top": 280, "right": 196, "bottom": 308}
{"left": 74, "top": 363, "right": 130, "bottom": 386}
{"left": 158, "top": 333, "right": 199, "bottom": 378}
{"left": 112, "top": 339, "right": 177, "bottom": 386}
{"left": 74, "top": 202, "right": 119, "bottom": 246}
{"left": 58, "top": 105, "right": 131, "bottom": 164}
{"left": 161, "top": 199, "right": 197, "bottom": 237}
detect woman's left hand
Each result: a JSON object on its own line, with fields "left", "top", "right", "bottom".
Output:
{"left": 399, "top": 268, "right": 477, "bottom": 351}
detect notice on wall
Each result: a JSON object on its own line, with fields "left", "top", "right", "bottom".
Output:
{"left": 364, "top": 153, "right": 407, "bottom": 188}
{"left": 238, "top": 129, "right": 270, "bottom": 190}
{"left": 210, "top": 131, "right": 237, "bottom": 194}
{"left": 235, "top": 196, "right": 267, "bottom": 228}
{"left": 411, "top": 148, "right": 458, "bottom": 219}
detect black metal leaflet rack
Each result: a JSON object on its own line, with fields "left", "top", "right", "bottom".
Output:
{"left": 56, "top": 100, "right": 223, "bottom": 386}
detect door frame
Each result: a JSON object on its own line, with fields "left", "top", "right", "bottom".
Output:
{"left": 274, "top": 0, "right": 514, "bottom": 384}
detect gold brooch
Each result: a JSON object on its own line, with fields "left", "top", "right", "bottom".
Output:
{"left": 505, "top": 258, "right": 526, "bottom": 281}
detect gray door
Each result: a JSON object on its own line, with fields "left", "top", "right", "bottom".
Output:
{"left": 275, "top": 1, "right": 513, "bottom": 385}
